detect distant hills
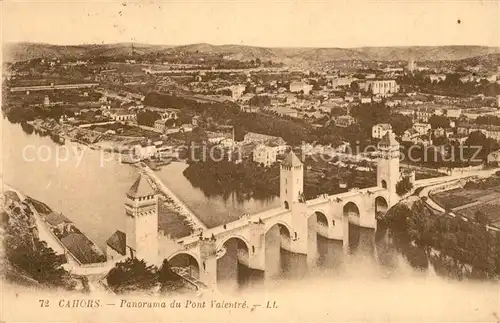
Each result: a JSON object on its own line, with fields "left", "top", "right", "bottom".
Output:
{"left": 4, "top": 42, "right": 500, "bottom": 64}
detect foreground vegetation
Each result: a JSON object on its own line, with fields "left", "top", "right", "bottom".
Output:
{"left": 106, "top": 258, "right": 193, "bottom": 294}
{"left": 2, "top": 201, "right": 78, "bottom": 290}
{"left": 382, "top": 198, "right": 500, "bottom": 280}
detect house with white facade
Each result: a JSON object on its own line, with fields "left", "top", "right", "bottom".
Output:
{"left": 372, "top": 123, "right": 393, "bottom": 139}
{"left": 253, "top": 144, "right": 278, "bottom": 167}
{"left": 413, "top": 122, "right": 431, "bottom": 135}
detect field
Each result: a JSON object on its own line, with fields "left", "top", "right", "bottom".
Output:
{"left": 431, "top": 180, "right": 500, "bottom": 227}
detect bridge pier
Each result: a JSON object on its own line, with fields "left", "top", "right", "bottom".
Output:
{"left": 199, "top": 239, "right": 217, "bottom": 290}
{"left": 343, "top": 214, "right": 350, "bottom": 254}
{"left": 245, "top": 221, "right": 266, "bottom": 271}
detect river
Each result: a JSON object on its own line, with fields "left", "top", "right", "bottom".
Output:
{"left": 155, "top": 162, "right": 280, "bottom": 228}
{"left": 1, "top": 118, "right": 278, "bottom": 248}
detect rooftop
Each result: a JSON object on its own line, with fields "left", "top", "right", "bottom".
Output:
{"left": 375, "top": 123, "right": 392, "bottom": 130}
{"left": 282, "top": 151, "right": 303, "bottom": 167}
{"left": 106, "top": 230, "right": 126, "bottom": 255}
{"left": 379, "top": 131, "right": 399, "bottom": 146}
{"left": 127, "top": 175, "right": 156, "bottom": 198}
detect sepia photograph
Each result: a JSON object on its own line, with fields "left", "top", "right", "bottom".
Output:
{"left": 1, "top": 0, "right": 500, "bottom": 321}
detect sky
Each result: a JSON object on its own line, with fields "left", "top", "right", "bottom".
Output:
{"left": 1, "top": 0, "right": 499, "bottom": 48}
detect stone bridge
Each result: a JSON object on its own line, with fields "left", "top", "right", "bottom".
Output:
{"left": 125, "top": 132, "right": 428, "bottom": 289}
{"left": 162, "top": 129, "right": 406, "bottom": 290}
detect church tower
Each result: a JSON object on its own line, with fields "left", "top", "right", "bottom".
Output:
{"left": 280, "top": 151, "right": 304, "bottom": 209}
{"left": 377, "top": 131, "right": 400, "bottom": 204}
{"left": 125, "top": 174, "right": 158, "bottom": 265}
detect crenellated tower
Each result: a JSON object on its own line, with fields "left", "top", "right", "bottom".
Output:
{"left": 125, "top": 174, "right": 159, "bottom": 265}
{"left": 280, "top": 151, "right": 304, "bottom": 209}
{"left": 377, "top": 131, "right": 400, "bottom": 205}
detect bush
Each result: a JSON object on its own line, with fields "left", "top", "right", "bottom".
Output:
{"left": 106, "top": 258, "right": 158, "bottom": 293}
{"left": 396, "top": 176, "right": 414, "bottom": 196}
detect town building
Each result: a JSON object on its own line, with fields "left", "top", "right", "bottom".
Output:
{"left": 363, "top": 79, "right": 399, "bottom": 96}
{"left": 413, "top": 122, "right": 431, "bottom": 135}
{"left": 111, "top": 109, "right": 136, "bottom": 122}
{"left": 154, "top": 119, "right": 169, "bottom": 133}
{"left": 401, "top": 128, "right": 419, "bottom": 143}
{"left": 331, "top": 77, "right": 355, "bottom": 89}
{"left": 289, "top": 81, "right": 313, "bottom": 95}
{"left": 457, "top": 124, "right": 500, "bottom": 141}
{"left": 487, "top": 150, "right": 500, "bottom": 166}
{"left": 206, "top": 132, "right": 228, "bottom": 144}
{"left": 427, "top": 74, "right": 447, "bottom": 83}
{"left": 445, "top": 108, "right": 462, "bottom": 119}
{"left": 334, "top": 115, "right": 355, "bottom": 128}
{"left": 372, "top": 123, "right": 393, "bottom": 139}
{"left": 407, "top": 59, "right": 416, "bottom": 72}
{"left": 230, "top": 84, "right": 246, "bottom": 99}
{"left": 159, "top": 109, "right": 178, "bottom": 120}
{"left": 253, "top": 144, "right": 278, "bottom": 167}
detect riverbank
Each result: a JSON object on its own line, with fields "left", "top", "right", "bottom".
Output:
{"left": 381, "top": 194, "right": 500, "bottom": 280}
{"left": 4, "top": 184, "right": 106, "bottom": 265}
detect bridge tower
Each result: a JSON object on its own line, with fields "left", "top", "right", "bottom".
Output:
{"left": 125, "top": 174, "right": 159, "bottom": 265}
{"left": 280, "top": 151, "right": 304, "bottom": 209}
{"left": 377, "top": 131, "right": 400, "bottom": 205}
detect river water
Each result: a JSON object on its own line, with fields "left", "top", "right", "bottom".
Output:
{"left": 155, "top": 163, "right": 280, "bottom": 228}
{"left": 1, "top": 118, "right": 278, "bottom": 248}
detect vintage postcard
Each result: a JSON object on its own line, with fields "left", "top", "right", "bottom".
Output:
{"left": 1, "top": 0, "right": 500, "bottom": 322}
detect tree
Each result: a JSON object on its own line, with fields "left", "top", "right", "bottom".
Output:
{"left": 106, "top": 258, "right": 158, "bottom": 293}
{"left": 396, "top": 176, "right": 414, "bottom": 196}
{"left": 5, "top": 212, "right": 73, "bottom": 288}
{"left": 475, "top": 115, "right": 500, "bottom": 126}
{"left": 465, "top": 131, "right": 500, "bottom": 161}
{"left": 429, "top": 115, "right": 450, "bottom": 129}
{"left": 136, "top": 110, "right": 161, "bottom": 127}
{"left": 248, "top": 95, "right": 270, "bottom": 107}
{"left": 474, "top": 211, "right": 490, "bottom": 226}
{"left": 390, "top": 113, "right": 413, "bottom": 136}
{"left": 158, "top": 259, "right": 181, "bottom": 284}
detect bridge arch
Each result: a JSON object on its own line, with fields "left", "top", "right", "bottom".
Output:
{"left": 216, "top": 235, "right": 252, "bottom": 290}
{"left": 343, "top": 201, "right": 360, "bottom": 218}
{"left": 306, "top": 208, "right": 331, "bottom": 225}
{"left": 265, "top": 220, "right": 293, "bottom": 237}
{"left": 313, "top": 211, "right": 329, "bottom": 226}
{"left": 375, "top": 196, "right": 389, "bottom": 217}
{"left": 167, "top": 251, "right": 201, "bottom": 279}
{"left": 216, "top": 235, "right": 251, "bottom": 252}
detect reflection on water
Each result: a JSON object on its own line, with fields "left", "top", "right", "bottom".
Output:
{"left": 155, "top": 163, "right": 280, "bottom": 228}
{"left": 2, "top": 119, "right": 279, "bottom": 248}
{"left": 212, "top": 223, "right": 499, "bottom": 323}
{"left": 2, "top": 119, "right": 138, "bottom": 250}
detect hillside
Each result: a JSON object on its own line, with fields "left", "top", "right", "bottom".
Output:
{"left": 4, "top": 42, "right": 500, "bottom": 64}
{"left": 458, "top": 52, "right": 500, "bottom": 69}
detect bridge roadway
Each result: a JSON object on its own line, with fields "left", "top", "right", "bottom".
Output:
{"left": 176, "top": 185, "right": 387, "bottom": 248}
{"left": 139, "top": 163, "right": 208, "bottom": 231}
